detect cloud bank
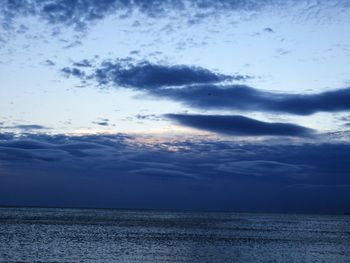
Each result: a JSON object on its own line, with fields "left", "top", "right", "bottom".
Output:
{"left": 165, "top": 114, "right": 314, "bottom": 137}
{"left": 0, "top": 132, "right": 349, "bottom": 212}
{"left": 65, "top": 60, "right": 350, "bottom": 115}
{"left": 89, "top": 60, "right": 247, "bottom": 89}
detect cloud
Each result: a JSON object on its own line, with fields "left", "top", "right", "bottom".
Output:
{"left": 0, "top": 132, "right": 350, "bottom": 212}
{"left": 216, "top": 160, "right": 311, "bottom": 177}
{"left": 65, "top": 60, "right": 350, "bottom": 115}
{"left": 92, "top": 118, "right": 109, "bottom": 126}
{"left": 64, "top": 60, "right": 249, "bottom": 89}
{"left": 1, "top": 139, "right": 53, "bottom": 149}
{"left": 160, "top": 85, "right": 350, "bottom": 115}
{"left": 43, "top": 59, "right": 55, "bottom": 66}
{"left": 93, "top": 121, "right": 109, "bottom": 126}
{"left": 2, "top": 0, "right": 349, "bottom": 34}
{"left": 130, "top": 168, "right": 200, "bottom": 180}
{"left": 0, "top": 133, "right": 124, "bottom": 162}
{"left": 73, "top": 59, "right": 92, "bottom": 68}
{"left": 263, "top": 27, "right": 274, "bottom": 33}
{"left": 1, "top": 0, "right": 125, "bottom": 32}
{"left": 0, "top": 124, "right": 48, "bottom": 131}
{"left": 289, "top": 184, "right": 350, "bottom": 189}
{"left": 165, "top": 114, "right": 314, "bottom": 137}
{"left": 0, "top": 0, "right": 256, "bottom": 32}
{"left": 13, "top": 124, "right": 48, "bottom": 130}
{"left": 135, "top": 114, "right": 162, "bottom": 121}
{"left": 62, "top": 67, "right": 85, "bottom": 78}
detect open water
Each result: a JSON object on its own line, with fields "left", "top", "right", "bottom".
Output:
{"left": 0, "top": 207, "right": 349, "bottom": 262}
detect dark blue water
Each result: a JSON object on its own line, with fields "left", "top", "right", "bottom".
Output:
{"left": 0, "top": 207, "right": 349, "bottom": 262}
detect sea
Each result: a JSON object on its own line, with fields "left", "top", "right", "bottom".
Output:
{"left": 0, "top": 207, "right": 349, "bottom": 262}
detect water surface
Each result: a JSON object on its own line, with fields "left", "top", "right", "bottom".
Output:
{"left": 0, "top": 207, "right": 349, "bottom": 262}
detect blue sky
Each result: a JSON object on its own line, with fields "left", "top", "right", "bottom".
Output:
{"left": 0, "top": 0, "right": 350, "bottom": 212}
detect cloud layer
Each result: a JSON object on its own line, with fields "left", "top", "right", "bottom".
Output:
{"left": 65, "top": 60, "right": 350, "bottom": 115}
{"left": 89, "top": 60, "right": 246, "bottom": 89}
{"left": 2, "top": 0, "right": 349, "bottom": 33}
{"left": 161, "top": 85, "right": 350, "bottom": 115}
{"left": 165, "top": 114, "right": 314, "bottom": 137}
{"left": 0, "top": 132, "right": 349, "bottom": 212}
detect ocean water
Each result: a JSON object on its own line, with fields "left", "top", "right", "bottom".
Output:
{"left": 0, "top": 208, "right": 349, "bottom": 262}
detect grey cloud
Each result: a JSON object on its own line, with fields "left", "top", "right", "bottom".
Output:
{"left": 65, "top": 60, "right": 350, "bottom": 115}
{"left": 0, "top": 0, "right": 269, "bottom": 32}
{"left": 2, "top": 0, "right": 348, "bottom": 33}
{"left": 216, "top": 160, "right": 312, "bottom": 177}
{"left": 92, "top": 118, "right": 110, "bottom": 126}
{"left": 263, "top": 27, "right": 274, "bottom": 33}
{"left": 165, "top": 114, "right": 314, "bottom": 137}
{"left": 62, "top": 67, "right": 85, "bottom": 78}
{"left": 73, "top": 59, "right": 93, "bottom": 67}
{"left": 79, "top": 60, "right": 249, "bottom": 89}
{"left": 1, "top": 132, "right": 350, "bottom": 212}
{"left": 14, "top": 124, "right": 48, "bottom": 130}
{"left": 159, "top": 85, "right": 350, "bottom": 115}
{"left": 43, "top": 59, "right": 55, "bottom": 66}
{"left": 130, "top": 168, "right": 200, "bottom": 180}
{"left": 135, "top": 114, "right": 162, "bottom": 121}
{"left": 0, "top": 124, "right": 48, "bottom": 131}
{"left": 92, "top": 121, "right": 109, "bottom": 126}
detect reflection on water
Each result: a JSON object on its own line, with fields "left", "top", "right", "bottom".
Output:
{"left": 0, "top": 207, "right": 349, "bottom": 262}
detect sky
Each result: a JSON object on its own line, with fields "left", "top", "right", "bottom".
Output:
{"left": 0, "top": 0, "right": 350, "bottom": 213}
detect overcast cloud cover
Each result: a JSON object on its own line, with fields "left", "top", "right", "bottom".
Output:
{"left": 1, "top": 132, "right": 350, "bottom": 212}
{"left": 1, "top": 0, "right": 350, "bottom": 213}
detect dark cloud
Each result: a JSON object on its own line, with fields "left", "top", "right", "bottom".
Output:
{"left": 66, "top": 60, "right": 249, "bottom": 89}
{"left": 165, "top": 114, "right": 314, "bottom": 137}
{"left": 160, "top": 85, "right": 350, "bottom": 115}
{"left": 92, "top": 118, "right": 110, "bottom": 126}
{"left": 216, "top": 160, "right": 311, "bottom": 178}
{"left": 0, "top": 0, "right": 347, "bottom": 53}
{"left": 263, "top": 27, "right": 274, "bottom": 33}
{"left": 73, "top": 59, "right": 92, "bottom": 68}
{"left": 1, "top": 0, "right": 126, "bottom": 32}
{"left": 289, "top": 184, "right": 350, "bottom": 189}
{"left": 338, "top": 116, "right": 350, "bottom": 127}
{"left": 92, "top": 121, "right": 109, "bottom": 126}
{"left": 13, "top": 124, "right": 48, "bottom": 130}
{"left": 0, "top": 132, "right": 14, "bottom": 140}
{"left": 2, "top": 0, "right": 348, "bottom": 33}
{"left": 62, "top": 67, "right": 85, "bottom": 78}
{"left": 0, "top": 0, "right": 261, "bottom": 32}
{"left": 66, "top": 60, "right": 350, "bottom": 115}
{"left": 129, "top": 168, "right": 200, "bottom": 180}
{"left": 1, "top": 139, "right": 53, "bottom": 149}
{"left": 135, "top": 114, "right": 162, "bottom": 121}
{"left": 43, "top": 59, "right": 55, "bottom": 66}
{"left": 0, "top": 132, "right": 349, "bottom": 212}
{"left": 129, "top": 50, "right": 140, "bottom": 55}
{"left": 0, "top": 124, "right": 48, "bottom": 131}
